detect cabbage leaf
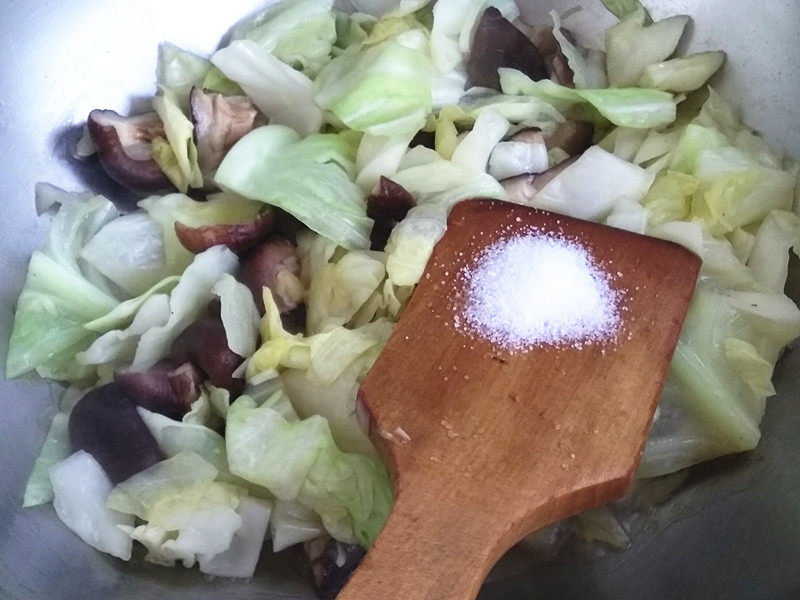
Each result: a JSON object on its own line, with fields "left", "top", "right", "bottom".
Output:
{"left": 215, "top": 125, "right": 372, "bottom": 249}
{"left": 314, "top": 38, "right": 432, "bottom": 138}
{"left": 499, "top": 68, "right": 676, "bottom": 129}
{"left": 226, "top": 392, "right": 392, "bottom": 546}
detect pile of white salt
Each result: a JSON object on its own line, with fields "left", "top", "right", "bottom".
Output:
{"left": 457, "top": 233, "right": 622, "bottom": 351}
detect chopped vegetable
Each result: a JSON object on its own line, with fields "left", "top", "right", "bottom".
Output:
{"left": 211, "top": 40, "right": 324, "bottom": 136}
{"left": 10, "top": 0, "right": 800, "bottom": 585}
{"left": 226, "top": 392, "right": 392, "bottom": 546}
{"left": 50, "top": 451, "right": 134, "bottom": 560}
{"left": 314, "top": 38, "right": 432, "bottom": 137}
{"left": 215, "top": 126, "right": 372, "bottom": 249}
{"left": 499, "top": 68, "right": 677, "bottom": 129}
{"left": 605, "top": 8, "right": 688, "bottom": 87}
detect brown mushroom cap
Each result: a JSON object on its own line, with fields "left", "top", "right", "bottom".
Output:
{"left": 544, "top": 120, "right": 594, "bottom": 157}
{"left": 174, "top": 209, "right": 275, "bottom": 255}
{"left": 170, "top": 317, "right": 244, "bottom": 396}
{"left": 87, "top": 109, "right": 172, "bottom": 192}
{"left": 467, "top": 7, "right": 548, "bottom": 91}
{"left": 528, "top": 26, "right": 577, "bottom": 87}
{"left": 367, "top": 177, "right": 415, "bottom": 251}
{"left": 68, "top": 383, "right": 162, "bottom": 484}
{"left": 114, "top": 361, "right": 202, "bottom": 421}
{"left": 241, "top": 239, "right": 302, "bottom": 314}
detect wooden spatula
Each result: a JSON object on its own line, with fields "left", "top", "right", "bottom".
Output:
{"left": 338, "top": 198, "right": 701, "bottom": 600}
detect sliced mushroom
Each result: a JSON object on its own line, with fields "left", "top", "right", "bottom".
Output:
{"left": 528, "top": 26, "right": 576, "bottom": 87}
{"left": 510, "top": 128, "right": 545, "bottom": 146}
{"left": 114, "top": 361, "right": 202, "bottom": 421}
{"left": 367, "top": 176, "right": 415, "bottom": 251}
{"left": 544, "top": 120, "right": 594, "bottom": 157}
{"left": 87, "top": 109, "right": 172, "bottom": 192}
{"left": 242, "top": 239, "right": 302, "bottom": 314}
{"left": 303, "top": 536, "right": 366, "bottom": 600}
{"left": 190, "top": 87, "right": 259, "bottom": 179}
{"left": 272, "top": 209, "right": 307, "bottom": 245}
{"left": 281, "top": 303, "right": 307, "bottom": 335}
{"left": 528, "top": 26, "right": 560, "bottom": 58}
{"left": 166, "top": 363, "right": 204, "bottom": 411}
{"left": 468, "top": 7, "right": 548, "bottom": 91}
{"left": 409, "top": 129, "right": 436, "bottom": 150}
{"left": 530, "top": 26, "right": 575, "bottom": 86}
{"left": 68, "top": 383, "right": 162, "bottom": 484}
{"left": 174, "top": 209, "right": 275, "bottom": 255}
{"left": 170, "top": 317, "right": 245, "bottom": 396}
{"left": 501, "top": 156, "right": 578, "bottom": 205}
{"left": 551, "top": 54, "right": 575, "bottom": 88}
{"left": 511, "top": 121, "right": 593, "bottom": 158}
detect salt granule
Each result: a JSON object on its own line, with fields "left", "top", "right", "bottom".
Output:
{"left": 457, "top": 233, "right": 621, "bottom": 351}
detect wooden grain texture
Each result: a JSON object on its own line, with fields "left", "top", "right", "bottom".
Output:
{"left": 338, "top": 199, "right": 701, "bottom": 600}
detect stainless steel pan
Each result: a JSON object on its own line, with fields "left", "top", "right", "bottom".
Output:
{"left": 1, "top": 1, "right": 798, "bottom": 598}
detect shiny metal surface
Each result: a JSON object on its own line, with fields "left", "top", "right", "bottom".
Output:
{"left": 0, "top": 1, "right": 798, "bottom": 599}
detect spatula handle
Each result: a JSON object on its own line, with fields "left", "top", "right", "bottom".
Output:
{"left": 337, "top": 484, "right": 528, "bottom": 600}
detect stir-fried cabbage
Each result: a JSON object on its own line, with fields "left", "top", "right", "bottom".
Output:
{"left": 314, "top": 38, "right": 432, "bottom": 137}
{"left": 9, "top": 0, "right": 800, "bottom": 580}
{"left": 226, "top": 390, "right": 392, "bottom": 546}
{"left": 499, "top": 69, "right": 677, "bottom": 129}
{"left": 51, "top": 451, "right": 134, "bottom": 560}
{"left": 215, "top": 125, "right": 372, "bottom": 249}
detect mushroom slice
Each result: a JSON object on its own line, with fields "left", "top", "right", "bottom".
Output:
{"left": 68, "top": 383, "right": 162, "bottom": 484}
{"left": 367, "top": 176, "right": 415, "bottom": 251}
{"left": 242, "top": 239, "right": 302, "bottom": 314}
{"left": 501, "top": 156, "right": 578, "bottom": 205}
{"left": 468, "top": 7, "right": 548, "bottom": 91}
{"left": 170, "top": 317, "right": 245, "bottom": 395}
{"left": 544, "top": 120, "right": 594, "bottom": 157}
{"left": 114, "top": 361, "right": 202, "bottom": 421}
{"left": 87, "top": 109, "right": 171, "bottom": 192}
{"left": 190, "top": 87, "right": 259, "bottom": 179}
{"left": 528, "top": 26, "right": 576, "bottom": 87}
{"left": 174, "top": 209, "right": 275, "bottom": 255}
{"left": 304, "top": 536, "right": 366, "bottom": 600}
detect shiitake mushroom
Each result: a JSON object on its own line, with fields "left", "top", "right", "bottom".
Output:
{"left": 174, "top": 209, "right": 275, "bottom": 255}
{"left": 68, "top": 383, "right": 162, "bottom": 484}
{"left": 241, "top": 239, "right": 302, "bottom": 314}
{"left": 190, "top": 87, "right": 259, "bottom": 180}
{"left": 87, "top": 109, "right": 171, "bottom": 192}
{"left": 114, "top": 361, "right": 202, "bottom": 421}
{"left": 467, "top": 7, "right": 547, "bottom": 91}
{"left": 367, "top": 176, "right": 415, "bottom": 251}
{"left": 303, "top": 536, "right": 366, "bottom": 600}
{"left": 170, "top": 317, "right": 244, "bottom": 395}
